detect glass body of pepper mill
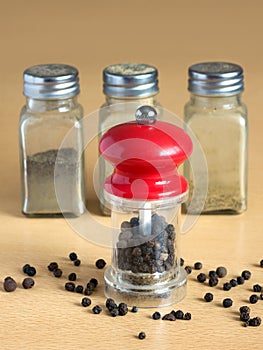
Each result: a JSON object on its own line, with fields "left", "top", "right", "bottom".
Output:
{"left": 184, "top": 62, "right": 248, "bottom": 214}
{"left": 99, "top": 106, "right": 193, "bottom": 307}
{"left": 99, "top": 63, "right": 161, "bottom": 216}
{"left": 19, "top": 64, "right": 85, "bottom": 217}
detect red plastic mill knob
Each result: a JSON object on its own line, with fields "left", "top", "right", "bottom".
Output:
{"left": 99, "top": 106, "right": 193, "bottom": 201}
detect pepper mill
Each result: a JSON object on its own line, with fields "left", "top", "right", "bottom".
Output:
{"left": 99, "top": 106, "right": 193, "bottom": 307}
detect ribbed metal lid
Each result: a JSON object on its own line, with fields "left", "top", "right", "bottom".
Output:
{"left": 103, "top": 63, "right": 159, "bottom": 98}
{"left": 23, "top": 64, "right": 80, "bottom": 99}
{"left": 188, "top": 62, "right": 244, "bottom": 96}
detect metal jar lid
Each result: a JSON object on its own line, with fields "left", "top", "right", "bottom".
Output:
{"left": 103, "top": 63, "right": 159, "bottom": 98}
{"left": 23, "top": 64, "right": 80, "bottom": 99}
{"left": 188, "top": 62, "right": 244, "bottom": 96}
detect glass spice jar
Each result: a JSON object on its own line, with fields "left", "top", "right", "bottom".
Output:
{"left": 19, "top": 64, "right": 85, "bottom": 217}
{"left": 99, "top": 106, "right": 193, "bottom": 307}
{"left": 184, "top": 62, "right": 248, "bottom": 214}
{"left": 99, "top": 63, "right": 161, "bottom": 216}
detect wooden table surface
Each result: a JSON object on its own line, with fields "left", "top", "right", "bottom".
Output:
{"left": 1, "top": 1, "right": 263, "bottom": 349}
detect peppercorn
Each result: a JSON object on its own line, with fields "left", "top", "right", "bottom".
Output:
{"left": 152, "top": 311, "right": 161, "bottom": 320}
{"left": 249, "top": 294, "right": 259, "bottom": 304}
{"left": 180, "top": 258, "right": 184, "bottom": 266}
{"left": 260, "top": 259, "right": 263, "bottom": 268}
{"left": 84, "top": 288, "right": 93, "bottom": 296}
{"left": 209, "top": 277, "right": 219, "bottom": 287}
{"left": 138, "top": 332, "right": 146, "bottom": 340}
{"left": 3, "top": 277, "right": 17, "bottom": 292}
{"left": 197, "top": 273, "right": 207, "bottom": 283}
{"left": 89, "top": 278, "right": 98, "bottom": 288}
{"left": 65, "top": 282, "right": 75, "bottom": 292}
{"left": 69, "top": 252, "right": 78, "bottom": 261}
{"left": 118, "top": 302, "right": 128, "bottom": 316}
{"left": 47, "top": 262, "right": 58, "bottom": 272}
{"left": 253, "top": 284, "right": 262, "bottom": 293}
{"left": 240, "top": 312, "right": 250, "bottom": 322}
{"left": 131, "top": 306, "right": 138, "bottom": 313}
{"left": 239, "top": 306, "right": 250, "bottom": 314}
{"left": 76, "top": 285, "right": 84, "bottom": 294}
{"left": 92, "top": 305, "right": 102, "bottom": 314}
{"left": 216, "top": 266, "right": 227, "bottom": 278}
{"left": 53, "top": 268, "right": 62, "bottom": 278}
{"left": 223, "top": 298, "right": 233, "bottom": 308}
{"left": 230, "top": 279, "right": 238, "bottom": 287}
{"left": 68, "top": 272, "right": 77, "bottom": 281}
{"left": 23, "top": 264, "right": 30, "bottom": 274}
{"left": 81, "top": 297, "right": 91, "bottom": 307}
{"left": 95, "top": 259, "right": 106, "bottom": 269}
{"left": 249, "top": 317, "right": 261, "bottom": 327}
{"left": 185, "top": 266, "right": 192, "bottom": 274}
{"left": 194, "top": 262, "right": 203, "bottom": 270}
{"left": 162, "top": 313, "right": 176, "bottom": 321}
{"left": 22, "top": 277, "right": 35, "bottom": 289}
{"left": 173, "top": 310, "right": 184, "bottom": 319}
{"left": 27, "top": 266, "right": 36, "bottom": 277}
{"left": 106, "top": 298, "right": 117, "bottom": 312}
{"left": 241, "top": 270, "right": 251, "bottom": 280}
{"left": 223, "top": 282, "right": 232, "bottom": 291}
{"left": 110, "top": 308, "right": 119, "bottom": 317}
{"left": 204, "top": 292, "right": 213, "bottom": 302}
{"left": 209, "top": 270, "right": 217, "bottom": 278}
{"left": 260, "top": 293, "right": 263, "bottom": 300}
{"left": 74, "top": 259, "right": 81, "bottom": 267}
{"left": 237, "top": 276, "right": 245, "bottom": 285}
{"left": 184, "top": 312, "right": 192, "bottom": 320}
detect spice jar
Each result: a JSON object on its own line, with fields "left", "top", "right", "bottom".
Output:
{"left": 99, "top": 106, "right": 193, "bottom": 307}
{"left": 19, "top": 64, "right": 85, "bottom": 217}
{"left": 184, "top": 62, "right": 248, "bottom": 214}
{"left": 99, "top": 63, "right": 161, "bottom": 216}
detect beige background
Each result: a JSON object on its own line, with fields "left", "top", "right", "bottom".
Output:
{"left": 0, "top": 1, "right": 263, "bottom": 349}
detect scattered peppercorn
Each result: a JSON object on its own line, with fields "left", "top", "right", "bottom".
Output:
{"left": 84, "top": 288, "right": 93, "bottom": 296}
{"left": 53, "top": 268, "right": 62, "bottom": 278}
{"left": 249, "top": 294, "right": 259, "bottom": 304}
{"left": 237, "top": 276, "right": 245, "bottom": 285}
{"left": 3, "top": 277, "right": 17, "bottom": 292}
{"left": 249, "top": 317, "right": 261, "bottom": 327}
{"left": 138, "top": 332, "right": 146, "bottom": 340}
{"left": 118, "top": 302, "right": 128, "bottom": 316}
{"left": 22, "top": 264, "right": 30, "bottom": 274}
{"left": 131, "top": 306, "right": 138, "bottom": 313}
{"left": 180, "top": 258, "right": 184, "bottom": 266}
{"left": 230, "top": 279, "right": 238, "bottom": 287}
{"left": 69, "top": 252, "right": 78, "bottom": 261}
{"left": 260, "top": 293, "right": 263, "bottom": 300}
{"left": 197, "top": 273, "right": 207, "bottom": 283}
{"left": 162, "top": 313, "right": 176, "bottom": 321}
{"left": 110, "top": 308, "right": 119, "bottom": 317}
{"left": 96, "top": 259, "right": 106, "bottom": 269}
{"left": 74, "top": 259, "right": 81, "bottom": 267}
{"left": 47, "top": 262, "right": 58, "bottom": 272}
{"left": 106, "top": 298, "right": 117, "bottom": 312}
{"left": 209, "top": 277, "right": 219, "bottom": 287}
{"left": 253, "top": 284, "right": 262, "bottom": 293}
{"left": 65, "top": 282, "right": 75, "bottom": 292}
{"left": 240, "top": 312, "right": 250, "bottom": 322}
{"left": 152, "top": 311, "right": 161, "bottom": 320}
{"left": 204, "top": 292, "right": 213, "bottom": 302}
{"left": 260, "top": 259, "right": 263, "bottom": 268}
{"left": 223, "top": 282, "right": 232, "bottom": 291}
{"left": 27, "top": 266, "right": 36, "bottom": 277}
{"left": 22, "top": 277, "right": 35, "bottom": 289}
{"left": 194, "top": 262, "right": 203, "bottom": 270}
{"left": 185, "top": 266, "right": 192, "bottom": 274}
{"left": 81, "top": 297, "right": 91, "bottom": 307}
{"left": 216, "top": 266, "right": 227, "bottom": 278}
{"left": 76, "top": 285, "right": 84, "bottom": 294}
{"left": 68, "top": 273, "right": 77, "bottom": 281}
{"left": 92, "top": 305, "right": 102, "bottom": 314}
{"left": 239, "top": 306, "right": 250, "bottom": 314}
{"left": 241, "top": 270, "right": 251, "bottom": 280}
{"left": 223, "top": 298, "right": 233, "bottom": 308}
{"left": 209, "top": 270, "right": 217, "bottom": 278}
{"left": 173, "top": 310, "right": 184, "bottom": 319}
{"left": 89, "top": 278, "right": 98, "bottom": 288}
{"left": 184, "top": 312, "right": 192, "bottom": 320}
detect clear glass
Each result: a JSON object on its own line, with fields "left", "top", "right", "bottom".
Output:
{"left": 99, "top": 96, "right": 160, "bottom": 216}
{"left": 104, "top": 196, "right": 187, "bottom": 307}
{"left": 19, "top": 96, "right": 85, "bottom": 217}
{"left": 184, "top": 94, "right": 248, "bottom": 214}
